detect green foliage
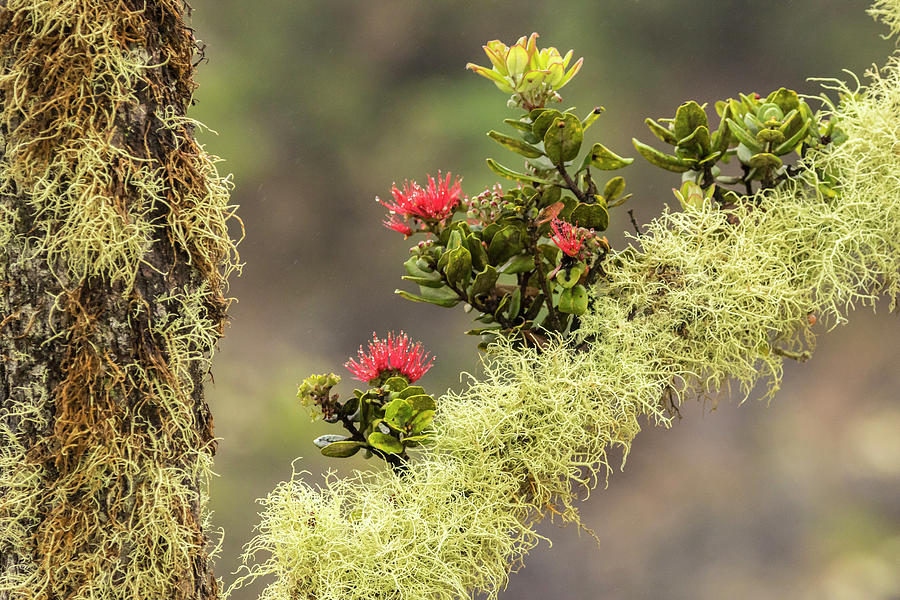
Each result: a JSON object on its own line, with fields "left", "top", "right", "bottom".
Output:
{"left": 634, "top": 88, "right": 845, "bottom": 199}
{"left": 466, "top": 33, "right": 583, "bottom": 111}
{"left": 391, "top": 50, "right": 634, "bottom": 346}
{"left": 298, "top": 374, "right": 438, "bottom": 468}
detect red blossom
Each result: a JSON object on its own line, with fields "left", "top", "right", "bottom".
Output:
{"left": 344, "top": 332, "right": 435, "bottom": 385}
{"left": 382, "top": 215, "right": 415, "bottom": 237}
{"left": 377, "top": 172, "right": 462, "bottom": 222}
{"left": 550, "top": 218, "right": 588, "bottom": 257}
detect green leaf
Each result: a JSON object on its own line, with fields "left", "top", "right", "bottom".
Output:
{"left": 395, "top": 288, "right": 460, "bottom": 308}
{"left": 674, "top": 101, "right": 708, "bottom": 141}
{"left": 507, "top": 287, "right": 522, "bottom": 319}
{"left": 767, "top": 87, "right": 800, "bottom": 114}
{"left": 555, "top": 261, "right": 586, "bottom": 289}
{"left": 558, "top": 284, "right": 588, "bottom": 315}
{"left": 443, "top": 246, "right": 472, "bottom": 288}
{"left": 645, "top": 117, "right": 678, "bottom": 145}
{"left": 499, "top": 253, "right": 535, "bottom": 275}
{"left": 603, "top": 176, "right": 626, "bottom": 202}
{"left": 339, "top": 397, "right": 359, "bottom": 419}
{"left": 446, "top": 229, "right": 463, "bottom": 251}
{"left": 544, "top": 113, "right": 584, "bottom": 165}
{"left": 757, "top": 103, "right": 784, "bottom": 122}
{"left": 587, "top": 142, "right": 634, "bottom": 170}
{"left": 736, "top": 144, "right": 756, "bottom": 169}
{"left": 401, "top": 275, "right": 445, "bottom": 288}
{"left": 401, "top": 434, "right": 432, "bottom": 447}
{"left": 725, "top": 119, "right": 764, "bottom": 153}
{"left": 313, "top": 434, "right": 350, "bottom": 449}
{"left": 773, "top": 121, "right": 810, "bottom": 155}
{"left": 403, "top": 256, "right": 437, "bottom": 279}
{"left": 748, "top": 152, "right": 782, "bottom": 169}
{"left": 582, "top": 106, "right": 605, "bottom": 131}
{"left": 471, "top": 265, "right": 499, "bottom": 299}
{"left": 485, "top": 158, "right": 554, "bottom": 185}
{"left": 367, "top": 432, "right": 404, "bottom": 455}
{"left": 487, "top": 226, "right": 524, "bottom": 265}
{"left": 569, "top": 202, "right": 609, "bottom": 231}
{"left": 743, "top": 111, "right": 764, "bottom": 134}
{"left": 465, "top": 234, "right": 489, "bottom": 272}
{"left": 382, "top": 376, "right": 409, "bottom": 392}
{"left": 467, "top": 64, "right": 515, "bottom": 93}
{"left": 320, "top": 440, "right": 365, "bottom": 458}
{"left": 487, "top": 130, "right": 544, "bottom": 159}
{"left": 384, "top": 399, "right": 414, "bottom": 427}
{"left": 532, "top": 109, "right": 563, "bottom": 139}
{"left": 756, "top": 128, "right": 784, "bottom": 145}
{"left": 404, "top": 394, "right": 436, "bottom": 413}
{"left": 494, "top": 294, "right": 510, "bottom": 321}
{"left": 397, "top": 385, "right": 425, "bottom": 399}
{"left": 408, "top": 410, "right": 435, "bottom": 435}
{"left": 711, "top": 103, "right": 735, "bottom": 154}
{"left": 679, "top": 125, "right": 711, "bottom": 156}
{"left": 632, "top": 138, "right": 695, "bottom": 172}
{"left": 539, "top": 243, "right": 560, "bottom": 264}
{"left": 504, "top": 118, "right": 532, "bottom": 133}
{"left": 539, "top": 184, "right": 562, "bottom": 208}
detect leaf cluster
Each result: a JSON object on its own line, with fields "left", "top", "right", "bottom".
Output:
{"left": 299, "top": 374, "right": 437, "bottom": 469}
{"left": 397, "top": 102, "right": 637, "bottom": 347}
{"left": 634, "top": 88, "right": 847, "bottom": 200}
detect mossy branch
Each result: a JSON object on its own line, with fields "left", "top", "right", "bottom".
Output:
{"left": 236, "top": 5, "right": 900, "bottom": 600}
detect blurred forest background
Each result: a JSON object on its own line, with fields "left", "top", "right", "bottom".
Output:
{"left": 185, "top": 1, "right": 900, "bottom": 598}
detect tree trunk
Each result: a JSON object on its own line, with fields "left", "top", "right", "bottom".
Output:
{"left": 0, "top": 2, "right": 237, "bottom": 599}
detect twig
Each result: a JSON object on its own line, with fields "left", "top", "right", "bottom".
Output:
{"left": 627, "top": 209, "right": 641, "bottom": 236}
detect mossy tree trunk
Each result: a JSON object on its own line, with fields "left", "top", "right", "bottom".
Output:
{"left": 0, "top": 2, "right": 237, "bottom": 599}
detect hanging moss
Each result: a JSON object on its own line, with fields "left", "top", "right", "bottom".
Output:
{"left": 0, "top": 1, "right": 239, "bottom": 599}
{"left": 237, "top": 5, "right": 900, "bottom": 600}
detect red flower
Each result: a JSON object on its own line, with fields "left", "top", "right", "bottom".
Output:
{"left": 549, "top": 218, "right": 588, "bottom": 258}
{"left": 377, "top": 172, "right": 462, "bottom": 222}
{"left": 344, "top": 332, "right": 435, "bottom": 385}
{"left": 382, "top": 214, "right": 415, "bottom": 237}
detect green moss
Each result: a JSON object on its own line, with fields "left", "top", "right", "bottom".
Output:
{"left": 238, "top": 5, "right": 900, "bottom": 600}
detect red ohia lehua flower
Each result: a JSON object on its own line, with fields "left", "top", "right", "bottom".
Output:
{"left": 549, "top": 218, "right": 589, "bottom": 257}
{"left": 377, "top": 172, "right": 462, "bottom": 223}
{"left": 382, "top": 214, "right": 415, "bottom": 237}
{"left": 344, "top": 332, "right": 435, "bottom": 385}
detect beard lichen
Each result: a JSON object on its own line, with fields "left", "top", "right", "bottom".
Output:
{"left": 236, "top": 6, "right": 900, "bottom": 600}
{"left": 0, "top": 1, "right": 239, "bottom": 599}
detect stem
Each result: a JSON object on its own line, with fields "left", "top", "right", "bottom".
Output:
{"left": 555, "top": 164, "right": 588, "bottom": 203}
{"left": 584, "top": 168, "right": 598, "bottom": 198}
{"left": 627, "top": 209, "right": 641, "bottom": 236}
{"left": 530, "top": 238, "right": 560, "bottom": 330}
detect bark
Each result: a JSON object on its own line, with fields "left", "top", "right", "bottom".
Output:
{"left": 0, "top": 2, "right": 235, "bottom": 598}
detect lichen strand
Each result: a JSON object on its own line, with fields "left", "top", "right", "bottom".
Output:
{"left": 0, "top": 1, "right": 238, "bottom": 599}
{"left": 869, "top": 0, "right": 900, "bottom": 37}
{"left": 239, "top": 16, "right": 900, "bottom": 600}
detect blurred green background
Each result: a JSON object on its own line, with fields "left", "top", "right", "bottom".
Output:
{"left": 186, "top": 1, "right": 900, "bottom": 598}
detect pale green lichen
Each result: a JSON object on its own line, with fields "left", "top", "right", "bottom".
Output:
{"left": 869, "top": 0, "right": 900, "bottom": 38}
{"left": 238, "top": 6, "right": 900, "bottom": 600}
